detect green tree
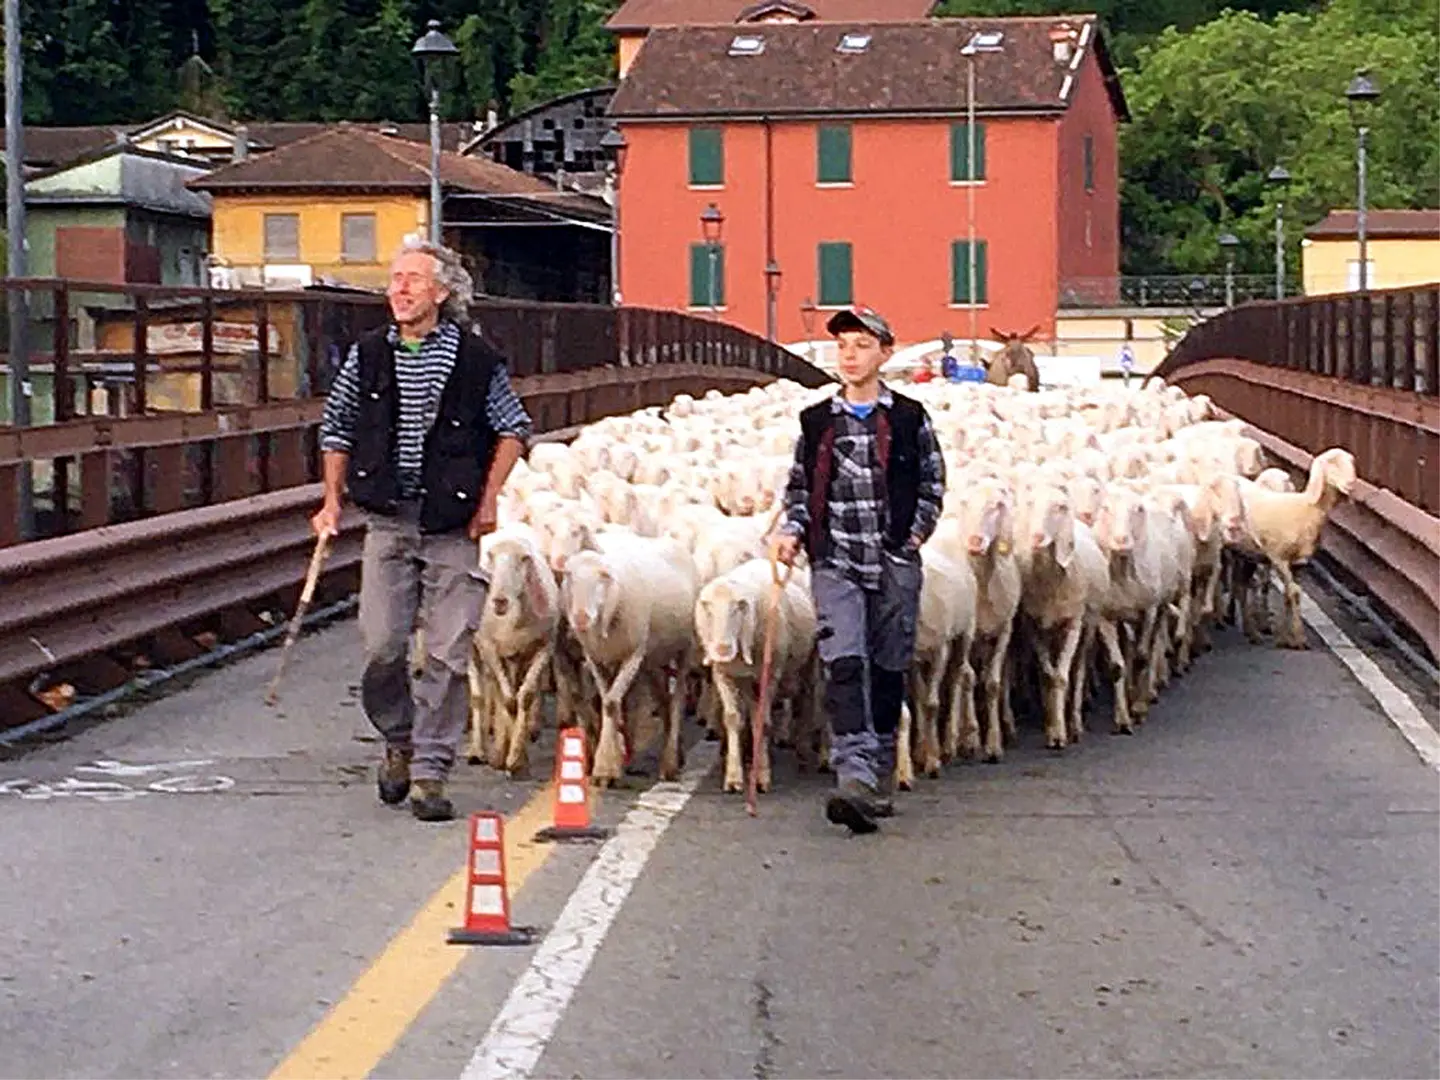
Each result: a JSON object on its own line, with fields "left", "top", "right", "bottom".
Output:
{"left": 210, "top": 0, "right": 307, "bottom": 119}
{"left": 1119, "top": 0, "right": 1439, "bottom": 274}
{"left": 18, "top": 0, "right": 132, "bottom": 123}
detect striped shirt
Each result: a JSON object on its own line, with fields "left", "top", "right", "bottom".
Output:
{"left": 319, "top": 319, "right": 532, "bottom": 497}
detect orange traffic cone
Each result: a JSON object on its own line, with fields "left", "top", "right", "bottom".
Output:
{"left": 534, "top": 727, "right": 612, "bottom": 843}
{"left": 447, "top": 812, "right": 539, "bottom": 946}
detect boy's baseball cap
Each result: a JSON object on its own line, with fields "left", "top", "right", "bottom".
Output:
{"left": 825, "top": 304, "right": 895, "bottom": 346}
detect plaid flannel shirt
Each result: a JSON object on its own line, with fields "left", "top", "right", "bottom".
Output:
{"left": 781, "top": 385, "right": 946, "bottom": 591}
{"left": 319, "top": 318, "right": 532, "bottom": 498}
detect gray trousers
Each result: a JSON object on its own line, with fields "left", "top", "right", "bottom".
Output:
{"left": 358, "top": 503, "right": 487, "bottom": 782}
{"left": 812, "top": 554, "right": 923, "bottom": 789}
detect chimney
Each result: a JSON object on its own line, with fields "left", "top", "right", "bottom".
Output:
{"left": 233, "top": 124, "right": 249, "bottom": 162}
{"left": 486, "top": 104, "right": 499, "bottom": 133}
{"left": 1050, "top": 22, "right": 1078, "bottom": 63}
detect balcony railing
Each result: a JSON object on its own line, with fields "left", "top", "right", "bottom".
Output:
{"left": 1059, "top": 274, "right": 1297, "bottom": 310}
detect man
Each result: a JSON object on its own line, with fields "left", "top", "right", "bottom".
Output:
{"left": 938, "top": 331, "right": 960, "bottom": 382}
{"left": 312, "top": 241, "right": 531, "bottom": 822}
{"left": 773, "top": 305, "right": 946, "bottom": 834}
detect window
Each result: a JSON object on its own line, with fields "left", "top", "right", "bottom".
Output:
{"left": 263, "top": 213, "right": 300, "bottom": 260}
{"left": 341, "top": 213, "right": 377, "bottom": 262}
{"left": 1346, "top": 259, "right": 1376, "bottom": 291}
{"left": 837, "top": 31, "right": 871, "bottom": 53}
{"left": 690, "top": 243, "right": 726, "bottom": 307}
{"left": 817, "top": 124, "right": 852, "bottom": 184}
{"left": 1082, "top": 134, "right": 1095, "bottom": 192}
{"left": 729, "top": 34, "right": 765, "bottom": 55}
{"left": 950, "top": 121, "right": 986, "bottom": 182}
{"left": 951, "top": 239, "right": 988, "bottom": 304}
{"left": 688, "top": 127, "right": 724, "bottom": 186}
{"left": 817, "top": 242, "right": 853, "bottom": 306}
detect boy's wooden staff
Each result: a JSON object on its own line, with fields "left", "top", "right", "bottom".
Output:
{"left": 265, "top": 533, "right": 332, "bottom": 706}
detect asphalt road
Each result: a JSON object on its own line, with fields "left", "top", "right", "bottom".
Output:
{"left": 1, "top": 606, "right": 1436, "bottom": 1080}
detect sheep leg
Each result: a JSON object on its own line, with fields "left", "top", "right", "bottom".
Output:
{"left": 1130, "top": 610, "right": 1158, "bottom": 720}
{"left": 1068, "top": 621, "right": 1094, "bottom": 744}
{"left": 587, "top": 647, "right": 646, "bottom": 786}
{"left": 659, "top": 656, "right": 690, "bottom": 782}
{"left": 952, "top": 636, "right": 976, "bottom": 765}
{"left": 895, "top": 699, "right": 916, "bottom": 792}
{"left": 1043, "top": 622, "right": 1082, "bottom": 751}
{"left": 505, "top": 645, "right": 551, "bottom": 778}
{"left": 698, "top": 678, "right": 722, "bottom": 741}
{"left": 466, "top": 643, "right": 488, "bottom": 765}
{"left": 480, "top": 642, "right": 518, "bottom": 772}
{"left": 1097, "top": 618, "right": 1132, "bottom": 734}
{"left": 1272, "top": 560, "right": 1307, "bottom": 650}
{"left": 920, "top": 643, "right": 949, "bottom": 779}
{"left": 981, "top": 623, "right": 1012, "bottom": 763}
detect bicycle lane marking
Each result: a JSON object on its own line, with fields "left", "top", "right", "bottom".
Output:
{"left": 460, "top": 740, "right": 718, "bottom": 1080}
{"left": 266, "top": 781, "right": 560, "bottom": 1080}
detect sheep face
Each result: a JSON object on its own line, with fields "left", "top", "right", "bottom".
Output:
{"left": 1318, "top": 449, "right": 1357, "bottom": 495}
{"left": 1095, "top": 489, "right": 1146, "bottom": 558}
{"left": 1025, "top": 487, "right": 1077, "bottom": 568}
{"left": 1067, "top": 474, "right": 1105, "bottom": 527}
{"left": 488, "top": 543, "right": 549, "bottom": 624}
{"left": 694, "top": 582, "right": 757, "bottom": 667}
{"left": 561, "top": 555, "right": 617, "bottom": 636}
{"left": 958, "top": 480, "right": 1013, "bottom": 556}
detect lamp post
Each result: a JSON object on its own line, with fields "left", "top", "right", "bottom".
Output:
{"left": 1266, "top": 164, "right": 1291, "bottom": 300}
{"left": 700, "top": 203, "right": 724, "bottom": 318}
{"left": 1218, "top": 232, "right": 1240, "bottom": 307}
{"left": 1345, "top": 68, "right": 1380, "bottom": 292}
{"left": 799, "top": 296, "right": 818, "bottom": 365}
{"left": 600, "top": 127, "right": 627, "bottom": 306}
{"left": 412, "top": 20, "right": 458, "bottom": 246}
{"left": 960, "top": 29, "right": 1005, "bottom": 367}
{"left": 764, "top": 260, "right": 782, "bottom": 343}
{"left": 4, "top": 0, "right": 32, "bottom": 538}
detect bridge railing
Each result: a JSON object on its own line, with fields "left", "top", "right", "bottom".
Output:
{"left": 1155, "top": 284, "right": 1438, "bottom": 661}
{"left": 0, "top": 278, "right": 829, "bottom": 548}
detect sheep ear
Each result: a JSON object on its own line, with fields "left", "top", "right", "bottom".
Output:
{"left": 524, "top": 553, "right": 550, "bottom": 620}
{"left": 1054, "top": 520, "right": 1076, "bottom": 569}
{"left": 738, "top": 598, "right": 756, "bottom": 666}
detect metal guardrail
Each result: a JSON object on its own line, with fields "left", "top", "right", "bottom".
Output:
{"left": 1159, "top": 285, "right": 1439, "bottom": 661}
{"left": 1058, "top": 274, "right": 1287, "bottom": 310}
{"left": 0, "top": 279, "right": 827, "bottom": 547}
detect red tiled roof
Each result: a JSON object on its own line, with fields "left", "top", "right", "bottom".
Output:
{"left": 609, "top": 15, "right": 1126, "bottom": 119}
{"left": 607, "top": 0, "right": 937, "bottom": 30}
{"left": 1305, "top": 209, "right": 1440, "bottom": 240}
{"left": 0, "top": 125, "right": 126, "bottom": 168}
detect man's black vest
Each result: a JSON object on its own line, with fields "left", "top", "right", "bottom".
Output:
{"left": 347, "top": 325, "right": 504, "bottom": 535}
{"left": 797, "top": 390, "right": 926, "bottom": 561}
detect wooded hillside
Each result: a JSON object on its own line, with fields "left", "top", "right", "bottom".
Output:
{"left": 8, "top": 0, "right": 1438, "bottom": 274}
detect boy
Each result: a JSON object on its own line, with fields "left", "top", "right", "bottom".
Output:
{"left": 774, "top": 306, "right": 946, "bottom": 834}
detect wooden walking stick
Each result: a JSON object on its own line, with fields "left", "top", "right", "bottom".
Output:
{"left": 747, "top": 541, "right": 793, "bottom": 817}
{"left": 265, "top": 532, "right": 332, "bottom": 706}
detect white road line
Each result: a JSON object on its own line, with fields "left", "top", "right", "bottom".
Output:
{"left": 460, "top": 741, "right": 719, "bottom": 1080}
{"left": 1302, "top": 589, "right": 1440, "bottom": 772}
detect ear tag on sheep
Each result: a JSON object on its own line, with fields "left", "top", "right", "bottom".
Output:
{"left": 995, "top": 540, "right": 1011, "bottom": 555}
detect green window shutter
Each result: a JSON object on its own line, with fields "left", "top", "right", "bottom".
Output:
{"left": 817, "top": 124, "right": 852, "bottom": 183}
{"left": 818, "top": 242, "right": 853, "bottom": 306}
{"left": 951, "top": 239, "right": 988, "bottom": 304}
{"left": 690, "top": 243, "right": 725, "bottom": 306}
{"left": 688, "top": 127, "right": 724, "bottom": 185}
{"left": 949, "top": 121, "right": 986, "bottom": 182}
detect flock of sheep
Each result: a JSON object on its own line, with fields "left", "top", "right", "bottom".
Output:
{"left": 463, "top": 374, "right": 1357, "bottom": 797}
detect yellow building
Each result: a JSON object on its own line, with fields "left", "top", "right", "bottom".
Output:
{"left": 1301, "top": 209, "right": 1440, "bottom": 295}
{"left": 189, "top": 123, "right": 613, "bottom": 300}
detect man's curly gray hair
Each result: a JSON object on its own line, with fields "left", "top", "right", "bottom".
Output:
{"left": 395, "top": 237, "right": 475, "bottom": 325}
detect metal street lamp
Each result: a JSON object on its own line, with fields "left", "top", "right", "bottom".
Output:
{"left": 1346, "top": 68, "right": 1380, "bottom": 292}
{"left": 1218, "top": 231, "right": 1240, "bottom": 307}
{"left": 799, "top": 295, "right": 818, "bottom": 365}
{"left": 764, "top": 259, "right": 782, "bottom": 343}
{"left": 600, "top": 127, "right": 627, "bottom": 306}
{"left": 700, "top": 203, "right": 724, "bottom": 317}
{"left": 1266, "top": 164, "right": 1291, "bottom": 300}
{"left": 4, "top": 0, "right": 32, "bottom": 537}
{"left": 960, "top": 29, "right": 1005, "bottom": 366}
{"left": 412, "top": 20, "right": 459, "bottom": 246}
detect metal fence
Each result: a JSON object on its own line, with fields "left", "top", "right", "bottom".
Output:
{"left": 1058, "top": 274, "right": 1294, "bottom": 310}
{"left": 0, "top": 278, "right": 829, "bottom": 546}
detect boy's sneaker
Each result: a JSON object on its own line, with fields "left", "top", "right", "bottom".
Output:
{"left": 825, "top": 778, "right": 880, "bottom": 834}
{"left": 411, "top": 779, "right": 455, "bottom": 822}
{"left": 377, "top": 744, "right": 412, "bottom": 806}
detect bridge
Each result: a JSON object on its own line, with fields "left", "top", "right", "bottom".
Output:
{"left": 0, "top": 281, "right": 1435, "bottom": 1080}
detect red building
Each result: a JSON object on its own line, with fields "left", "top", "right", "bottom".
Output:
{"left": 608, "top": 15, "right": 1128, "bottom": 347}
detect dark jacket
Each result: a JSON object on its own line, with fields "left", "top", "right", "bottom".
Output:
{"left": 796, "top": 391, "right": 926, "bottom": 563}
{"left": 346, "top": 327, "right": 502, "bottom": 534}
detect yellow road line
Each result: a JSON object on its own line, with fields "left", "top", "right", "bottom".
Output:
{"left": 268, "top": 786, "right": 560, "bottom": 1080}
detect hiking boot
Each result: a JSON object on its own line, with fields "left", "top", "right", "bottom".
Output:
{"left": 377, "top": 744, "right": 412, "bottom": 806}
{"left": 411, "top": 779, "right": 455, "bottom": 822}
{"left": 825, "top": 778, "right": 880, "bottom": 835}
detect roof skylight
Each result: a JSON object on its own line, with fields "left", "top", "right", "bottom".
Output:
{"left": 729, "top": 34, "right": 766, "bottom": 56}
{"left": 836, "top": 31, "right": 872, "bottom": 53}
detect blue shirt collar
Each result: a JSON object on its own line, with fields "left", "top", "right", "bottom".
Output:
{"left": 830, "top": 382, "right": 895, "bottom": 413}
